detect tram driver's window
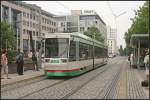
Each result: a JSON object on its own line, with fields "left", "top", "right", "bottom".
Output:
{"left": 69, "top": 41, "right": 76, "bottom": 61}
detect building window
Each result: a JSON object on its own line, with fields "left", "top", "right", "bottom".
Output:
{"left": 23, "top": 20, "right": 26, "bottom": 26}
{"left": 36, "top": 16, "right": 38, "bottom": 21}
{"left": 36, "top": 24, "right": 38, "bottom": 28}
{"left": 30, "top": 22, "right": 32, "bottom": 27}
{"left": 33, "top": 31, "right": 35, "bottom": 36}
{"left": 33, "top": 15, "right": 35, "bottom": 20}
{"left": 23, "top": 12, "right": 26, "bottom": 17}
{"left": 23, "top": 29, "right": 26, "bottom": 34}
{"left": 23, "top": 39, "right": 28, "bottom": 50}
{"left": 30, "top": 14, "right": 32, "bottom": 19}
{"left": 45, "top": 19, "right": 46, "bottom": 23}
{"left": 54, "top": 22, "right": 56, "bottom": 26}
{"left": 49, "top": 28, "right": 51, "bottom": 32}
{"left": 36, "top": 32, "right": 38, "bottom": 36}
{"left": 27, "top": 22, "right": 29, "bottom": 27}
{"left": 33, "top": 23, "right": 35, "bottom": 28}
{"left": 42, "top": 18, "right": 44, "bottom": 23}
{"left": 61, "top": 22, "right": 63, "bottom": 27}
{"left": 27, "top": 13, "right": 29, "bottom": 18}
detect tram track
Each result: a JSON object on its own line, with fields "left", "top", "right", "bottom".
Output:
{"left": 19, "top": 66, "right": 109, "bottom": 99}
{"left": 95, "top": 59, "right": 124, "bottom": 99}
{"left": 1, "top": 77, "right": 69, "bottom": 99}
{"left": 102, "top": 66, "right": 121, "bottom": 99}
{"left": 18, "top": 79, "right": 68, "bottom": 99}
{"left": 61, "top": 58, "right": 120, "bottom": 99}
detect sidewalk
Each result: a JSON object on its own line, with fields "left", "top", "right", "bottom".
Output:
{"left": 134, "top": 68, "right": 149, "bottom": 98}
{"left": 126, "top": 60, "right": 149, "bottom": 99}
{"left": 117, "top": 60, "right": 149, "bottom": 99}
{"left": 1, "top": 69, "right": 45, "bottom": 86}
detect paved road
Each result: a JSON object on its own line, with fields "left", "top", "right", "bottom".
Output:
{"left": 1, "top": 56, "right": 149, "bottom": 99}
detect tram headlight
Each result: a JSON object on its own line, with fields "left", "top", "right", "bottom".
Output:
{"left": 45, "top": 59, "right": 50, "bottom": 62}
{"left": 61, "top": 59, "right": 67, "bottom": 63}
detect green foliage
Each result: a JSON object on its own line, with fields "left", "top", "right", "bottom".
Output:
{"left": 7, "top": 50, "right": 18, "bottom": 63}
{"left": 119, "top": 45, "right": 124, "bottom": 56}
{"left": 124, "top": 1, "right": 149, "bottom": 47}
{"left": 84, "top": 26, "right": 105, "bottom": 43}
{"left": 1, "top": 21, "right": 17, "bottom": 63}
{"left": 1, "top": 21, "right": 16, "bottom": 50}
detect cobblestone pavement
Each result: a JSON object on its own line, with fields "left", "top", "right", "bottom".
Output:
{"left": 1, "top": 57, "right": 149, "bottom": 99}
{"left": 126, "top": 65, "right": 149, "bottom": 99}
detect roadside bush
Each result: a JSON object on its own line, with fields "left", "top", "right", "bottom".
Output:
{"left": 7, "top": 50, "right": 18, "bottom": 64}
{"left": 7, "top": 50, "right": 33, "bottom": 64}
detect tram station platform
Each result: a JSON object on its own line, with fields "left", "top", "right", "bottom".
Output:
{"left": 1, "top": 69, "right": 44, "bottom": 86}
{"left": 116, "top": 60, "right": 149, "bottom": 99}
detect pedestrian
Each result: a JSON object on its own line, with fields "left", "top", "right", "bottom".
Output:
{"left": 1, "top": 49, "right": 10, "bottom": 79}
{"left": 36, "top": 49, "right": 40, "bottom": 69}
{"left": 144, "top": 49, "right": 149, "bottom": 83}
{"left": 130, "top": 52, "right": 134, "bottom": 68}
{"left": 16, "top": 49, "right": 24, "bottom": 75}
{"left": 32, "top": 50, "right": 39, "bottom": 71}
{"left": 128, "top": 54, "right": 130, "bottom": 64}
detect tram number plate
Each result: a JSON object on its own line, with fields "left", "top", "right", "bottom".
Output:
{"left": 50, "top": 59, "right": 59, "bottom": 63}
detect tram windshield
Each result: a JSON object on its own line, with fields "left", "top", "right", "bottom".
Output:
{"left": 45, "top": 38, "right": 69, "bottom": 58}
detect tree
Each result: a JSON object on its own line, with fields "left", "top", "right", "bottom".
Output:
{"left": 84, "top": 26, "right": 105, "bottom": 43}
{"left": 1, "top": 21, "right": 16, "bottom": 50}
{"left": 1, "top": 21, "right": 18, "bottom": 63}
{"left": 124, "top": 1, "right": 149, "bottom": 47}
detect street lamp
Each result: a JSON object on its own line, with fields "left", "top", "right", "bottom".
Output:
{"left": 113, "top": 11, "right": 126, "bottom": 41}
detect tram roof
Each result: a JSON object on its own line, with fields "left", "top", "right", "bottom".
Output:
{"left": 44, "top": 32, "right": 107, "bottom": 48}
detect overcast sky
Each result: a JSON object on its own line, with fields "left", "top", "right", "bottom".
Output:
{"left": 24, "top": 1, "right": 145, "bottom": 48}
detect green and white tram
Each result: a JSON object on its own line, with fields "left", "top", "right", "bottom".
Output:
{"left": 42, "top": 32, "right": 108, "bottom": 77}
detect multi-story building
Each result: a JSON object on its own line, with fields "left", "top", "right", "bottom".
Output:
{"left": 1, "top": 1, "right": 58, "bottom": 56}
{"left": 56, "top": 10, "right": 107, "bottom": 44}
{"left": 107, "top": 25, "right": 117, "bottom": 56}
{"left": 1, "top": 1, "right": 107, "bottom": 56}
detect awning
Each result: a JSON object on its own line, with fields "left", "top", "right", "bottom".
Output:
{"left": 130, "top": 34, "right": 149, "bottom": 48}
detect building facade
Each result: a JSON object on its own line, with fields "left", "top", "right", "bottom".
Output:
{"left": 56, "top": 10, "right": 107, "bottom": 44}
{"left": 1, "top": 1, "right": 107, "bottom": 56}
{"left": 107, "top": 25, "right": 117, "bottom": 56}
{"left": 1, "top": 1, "right": 58, "bottom": 56}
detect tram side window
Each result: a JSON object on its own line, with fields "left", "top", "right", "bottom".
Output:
{"left": 98, "top": 47, "right": 101, "bottom": 58}
{"left": 104, "top": 48, "right": 108, "bottom": 57}
{"left": 94, "top": 46, "right": 99, "bottom": 58}
{"left": 101, "top": 48, "right": 106, "bottom": 57}
{"left": 99, "top": 47, "right": 103, "bottom": 58}
{"left": 88, "top": 45, "right": 93, "bottom": 59}
{"left": 79, "top": 42, "right": 88, "bottom": 60}
{"left": 94, "top": 46, "right": 102, "bottom": 58}
{"left": 69, "top": 41, "right": 76, "bottom": 61}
